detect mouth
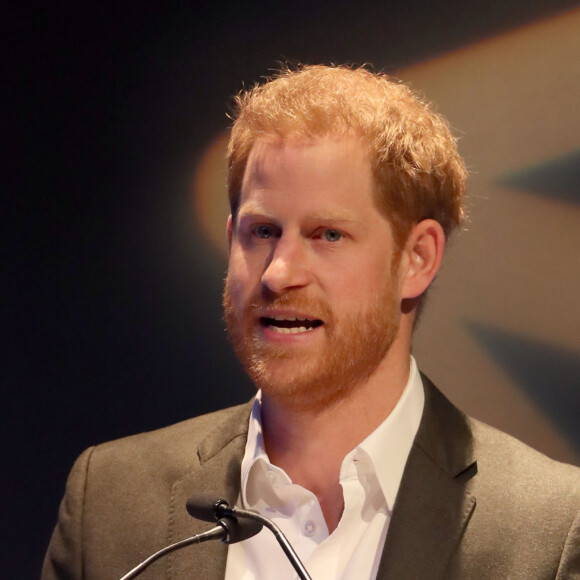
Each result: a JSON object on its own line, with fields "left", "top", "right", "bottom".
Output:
{"left": 260, "top": 315, "right": 323, "bottom": 334}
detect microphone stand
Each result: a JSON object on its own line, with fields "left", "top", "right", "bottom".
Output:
{"left": 119, "top": 515, "right": 262, "bottom": 580}
{"left": 221, "top": 505, "right": 312, "bottom": 580}
{"left": 186, "top": 495, "right": 313, "bottom": 580}
{"left": 119, "top": 525, "right": 226, "bottom": 580}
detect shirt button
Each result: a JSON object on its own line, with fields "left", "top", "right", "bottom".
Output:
{"left": 303, "top": 520, "right": 316, "bottom": 537}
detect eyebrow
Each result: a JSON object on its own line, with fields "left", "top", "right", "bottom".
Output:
{"left": 236, "top": 202, "right": 364, "bottom": 227}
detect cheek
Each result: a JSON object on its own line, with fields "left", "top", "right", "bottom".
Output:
{"left": 226, "top": 251, "right": 259, "bottom": 302}
{"left": 332, "top": 261, "right": 387, "bottom": 298}
{"left": 230, "top": 241, "right": 272, "bottom": 284}
{"left": 227, "top": 246, "right": 249, "bottom": 280}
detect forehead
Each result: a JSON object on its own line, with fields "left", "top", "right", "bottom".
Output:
{"left": 239, "top": 136, "right": 377, "bottom": 213}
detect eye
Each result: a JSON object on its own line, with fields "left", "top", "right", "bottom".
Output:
{"left": 323, "top": 228, "right": 343, "bottom": 242}
{"left": 252, "top": 224, "right": 274, "bottom": 239}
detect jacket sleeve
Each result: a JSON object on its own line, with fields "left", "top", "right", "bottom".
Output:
{"left": 41, "top": 448, "right": 95, "bottom": 580}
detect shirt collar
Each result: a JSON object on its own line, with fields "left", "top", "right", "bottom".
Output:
{"left": 240, "top": 393, "right": 268, "bottom": 506}
{"left": 240, "top": 356, "right": 425, "bottom": 511}
{"left": 352, "top": 356, "right": 424, "bottom": 509}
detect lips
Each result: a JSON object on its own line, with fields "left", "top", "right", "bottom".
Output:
{"left": 260, "top": 315, "right": 323, "bottom": 334}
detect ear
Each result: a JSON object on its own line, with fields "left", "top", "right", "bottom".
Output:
{"left": 227, "top": 215, "right": 233, "bottom": 253}
{"left": 400, "top": 219, "right": 446, "bottom": 299}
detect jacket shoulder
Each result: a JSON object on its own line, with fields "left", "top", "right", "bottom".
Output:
{"left": 468, "top": 416, "right": 580, "bottom": 497}
{"left": 42, "top": 403, "right": 252, "bottom": 580}
{"left": 420, "top": 372, "right": 580, "bottom": 491}
{"left": 88, "top": 401, "right": 253, "bottom": 480}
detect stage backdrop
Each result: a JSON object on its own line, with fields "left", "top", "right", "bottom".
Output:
{"left": 3, "top": 1, "right": 579, "bottom": 577}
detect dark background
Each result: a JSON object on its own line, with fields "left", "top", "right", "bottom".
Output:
{"left": 4, "top": 1, "right": 579, "bottom": 576}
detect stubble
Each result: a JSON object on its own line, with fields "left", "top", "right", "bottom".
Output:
{"left": 223, "top": 268, "right": 401, "bottom": 412}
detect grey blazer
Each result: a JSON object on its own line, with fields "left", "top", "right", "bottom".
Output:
{"left": 42, "top": 377, "right": 580, "bottom": 579}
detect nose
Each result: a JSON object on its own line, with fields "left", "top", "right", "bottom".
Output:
{"left": 261, "top": 236, "right": 312, "bottom": 294}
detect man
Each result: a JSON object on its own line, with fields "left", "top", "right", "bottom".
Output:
{"left": 43, "top": 65, "right": 580, "bottom": 579}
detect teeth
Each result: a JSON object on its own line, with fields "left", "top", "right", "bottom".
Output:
{"left": 269, "top": 325, "right": 313, "bottom": 334}
{"left": 272, "top": 316, "right": 310, "bottom": 322}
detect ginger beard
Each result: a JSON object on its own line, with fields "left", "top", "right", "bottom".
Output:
{"left": 223, "top": 255, "right": 402, "bottom": 412}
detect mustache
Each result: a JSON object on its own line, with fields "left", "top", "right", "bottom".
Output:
{"left": 248, "top": 292, "right": 332, "bottom": 319}
{"left": 223, "top": 283, "right": 332, "bottom": 322}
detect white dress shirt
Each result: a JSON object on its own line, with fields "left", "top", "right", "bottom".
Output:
{"left": 224, "top": 357, "right": 425, "bottom": 580}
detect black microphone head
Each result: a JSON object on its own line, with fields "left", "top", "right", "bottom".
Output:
{"left": 218, "top": 516, "right": 263, "bottom": 544}
{"left": 186, "top": 494, "right": 231, "bottom": 522}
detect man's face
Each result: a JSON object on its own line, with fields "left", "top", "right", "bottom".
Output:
{"left": 224, "top": 137, "right": 403, "bottom": 411}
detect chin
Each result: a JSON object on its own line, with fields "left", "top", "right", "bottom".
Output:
{"left": 250, "top": 359, "right": 357, "bottom": 412}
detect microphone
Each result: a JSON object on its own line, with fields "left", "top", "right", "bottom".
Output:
{"left": 119, "top": 516, "right": 262, "bottom": 580}
{"left": 186, "top": 494, "right": 232, "bottom": 522}
{"left": 187, "top": 494, "right": 313, "bottom": 580}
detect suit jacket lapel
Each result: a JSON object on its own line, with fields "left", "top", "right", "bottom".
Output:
{"left": 166, "top": 403, "right": 252, "bottom": 580}
{"left": 376, "top": 377, "right": 477, "bottom": 579}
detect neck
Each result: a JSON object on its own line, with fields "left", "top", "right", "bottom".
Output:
{"left": 260, "top": 335, "right": 411, "bottom": 532}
